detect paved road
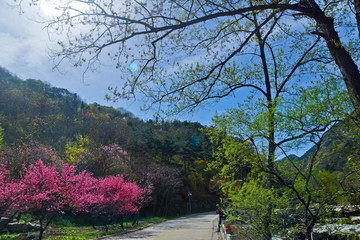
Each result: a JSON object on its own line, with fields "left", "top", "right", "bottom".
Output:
{"left": 102, "top": 212, "right": 220, "bottom": 240}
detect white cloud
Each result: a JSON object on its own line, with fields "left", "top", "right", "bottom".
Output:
{"left": 0, "top": 0, "right": 222, "bottom": 124}
{"left": 0, "top": 1, "right": 51, "bottom": 73}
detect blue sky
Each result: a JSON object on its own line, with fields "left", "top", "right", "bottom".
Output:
{"left": 0, "top": 0, "right": 345, "bottom": 159}
{"left": 0, "top": 0, "right": 237, "bottom": 126}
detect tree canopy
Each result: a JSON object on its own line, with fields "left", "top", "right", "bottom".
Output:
{"left": 15, "top": 0, "right": 360, "bottom": 116}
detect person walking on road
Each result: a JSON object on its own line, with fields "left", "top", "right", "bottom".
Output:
{"left": 216, "top": 206, "right": 224, "bottom": 232}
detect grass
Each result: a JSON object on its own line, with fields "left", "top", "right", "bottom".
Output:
{"left": 45, "top": 216, "right": 168, "bottom": 240}
{"left": 0, "top": 233, "right": 22, "bottom": 240}
{"left": 0, "top": 216, "right": 168, "bottom": 240}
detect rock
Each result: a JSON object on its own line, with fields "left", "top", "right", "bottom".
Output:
{"left": 312, "top": 224, "right": 360, "bottom": 240}
{"left": 27, "top": 222, "right": 41, "bottom": 231}
{"left": 0, "top": 217, "right": 10, "bottom": 233}
{"left": 331, "top": 205, "right": 360, "bottom": 218}
{"left": 7, "top": 222, "right": 28, "bottom": 233}
{"left": 350, "top": 216, "right": 360, "bottom": 224}
{"left": 343, "top": 206, "right": 360, "bottom": 217}
{"left": 0, "top": 217, "right": 10, "bottom": 231}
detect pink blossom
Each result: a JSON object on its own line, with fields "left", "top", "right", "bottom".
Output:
{"left": 14, "top": 160, "right": 63, "bottom": 215}
{"left": 0, "top": 163, "right": 19, "bottom": 215}
{"left": 90, "top": 175, "right": 143, "bottom": 216}
{"left": 0, "top": 159, "right": 144, "bottom": 239}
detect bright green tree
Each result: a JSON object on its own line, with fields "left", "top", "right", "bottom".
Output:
{"left": 225, "top": 176, "right": 284, "bottom": 238}
{"left": 194, "top": 9, "right": 352, "bottom": 238}
{"left": 208, "top": 76, "right": 351, "bottom": 238}
{"left": 64, "top": 134, "right": 92, "bottom": 165}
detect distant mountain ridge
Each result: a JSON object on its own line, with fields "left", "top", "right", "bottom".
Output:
{"left": 0, "top": 65, "right": 211, "bottom": 164}
{"left": 279, "top": 121, "right": 360, "bottom": 172}
{"left": 0, "top": 66, "right": 135, "bottom": 145}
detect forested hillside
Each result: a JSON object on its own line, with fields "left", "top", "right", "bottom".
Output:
{"left": 295, "top": 121, "right": 360, "bottom": 172}
{"left": 0, "top": 66, "right": 218, "bottom": 216}
{"left": 276, "top": 118, "right": 360, "bottom": 176}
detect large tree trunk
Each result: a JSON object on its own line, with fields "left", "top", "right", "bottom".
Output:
{"left": 319, "top": 19, "right": 360, "bottom": 112}
{"left": 256, "top": 23, "right": 276, "bottom": 239}
{"left": 354, "top": 0, "right": 360, "bottom": 39}
{"left": 305, "top": 0, "right": 360, "bottom": 113}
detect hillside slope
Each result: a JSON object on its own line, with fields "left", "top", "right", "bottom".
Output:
{"left": 0, "top": 66, "right": 218, "bottom": 215}
{"left": 279, "top": 120, "right": 360, "bottom": 173}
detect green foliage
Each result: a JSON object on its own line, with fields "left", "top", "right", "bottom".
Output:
{"left": 0, "top": 234, "right": 21, "bottom": 240}
{"left": 226, "top": 178, "right": 274, "bottom": 218}
{"left": 341, "top": 147, "right": 360, "bottom": 204}
{"left": 205, "top": 128, "right": 255, "bottom": 182}
{"left": 64, "top": 135, "right": 91, "bottom": 165}
{"left": 187, "top": 172, "right": 205, "bottom": 191}
{"left": 223, "top": 176, "right": 292, "bottom": 238}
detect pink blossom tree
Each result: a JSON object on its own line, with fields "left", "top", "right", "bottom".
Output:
{"left": 14, "top": 160, "right": 65, "bottom": 240}
{"left": 0, "top": 163, "right": 19, "bottom": 224}
{"left": 77, "top": 144, "right": 131, "bottom": 178}
{"left": 90, "top": 175, "right": 143, "bottom": 231}
{"left": 11, "top": 160, "right": 144, "bottom": 238}
{"left": 0, "top": 164, "right": 11, "bottom": 215}
{"left": 13, "top": 160, "right": 97, "bottom": 240}
{"left": 0, "top": 159, "right": 145, "bottom": 239}
{"left": 58, "top": 162, "right": 98, "bottom": 213}
{"left": 0, "top": 164, "right": 13, "bottom": 232}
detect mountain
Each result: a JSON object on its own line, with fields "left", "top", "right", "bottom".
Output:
{"left": 0, "top": 65, "right": 218, "bottom": 215}
{"left": 279, "top": 120, "right": 360, "bottom": 172}
{"left": 0, "top": 65, "right": 212, "bottom": 163}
